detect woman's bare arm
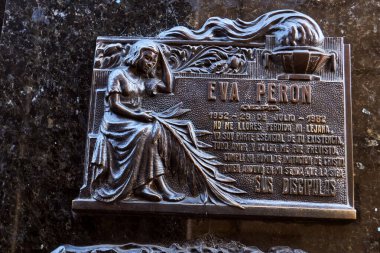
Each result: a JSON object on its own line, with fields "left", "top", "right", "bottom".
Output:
{"left": 109, "top": 93, "right": 153, "bottom": 122}
{"left": 159, "top": 53, "right": 173, "bottom": 93}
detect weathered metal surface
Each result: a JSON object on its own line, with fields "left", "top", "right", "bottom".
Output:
{"left": 72, "top": 10, "right": 355, "bottom": 219}
{"left": 52, "top": 242, "right": 306, "bottom": 253}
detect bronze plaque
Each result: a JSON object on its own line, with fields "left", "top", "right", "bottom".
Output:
{"left": 73, "top": 10, "right": 356, "bottom": 219}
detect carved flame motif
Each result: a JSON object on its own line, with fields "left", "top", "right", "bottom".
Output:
{"left": 159, "top": 10, "right": 324, "bottom": 47}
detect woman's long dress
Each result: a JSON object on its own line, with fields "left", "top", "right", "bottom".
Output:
{"left": 90, "top": 68, "right": 245, "bottom": 208}
{"left": 90, "top": 68, "right": 165, "bottom": 202}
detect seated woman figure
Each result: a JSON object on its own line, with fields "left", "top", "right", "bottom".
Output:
{"left": 90, "top": 39, "right": 185, "bottom": 202}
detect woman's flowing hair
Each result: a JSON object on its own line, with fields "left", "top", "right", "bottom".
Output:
{"left": 124, "top": 39, "right": 173, "bottom": 92}
{"left": 124, "top": 39, "right": 159, "bottom": 66}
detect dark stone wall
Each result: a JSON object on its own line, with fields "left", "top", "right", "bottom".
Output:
{"left": 0, "top": 0, "right": 6, "bottom": 33}
{"left": 0, "top": 0, "right": 379, "bottom": 252}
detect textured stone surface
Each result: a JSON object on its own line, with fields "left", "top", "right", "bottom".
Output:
{"left": 0, "top": 0, "right": 5, "bottom": 32}
{"left": 0, "top": 0, "right": 379, "bottom": 252}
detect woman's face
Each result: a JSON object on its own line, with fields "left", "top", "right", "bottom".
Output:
{"left": 137, "top": 49, "right": 158, "bottom": 74}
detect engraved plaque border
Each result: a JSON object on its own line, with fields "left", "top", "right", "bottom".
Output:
{"left": 73, "top": 10, "right": 356, "bottom": 219}
{"left": 72, "top": 36, "right": 355, "bottom": 220}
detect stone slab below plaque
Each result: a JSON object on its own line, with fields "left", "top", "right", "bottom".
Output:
{"left": 72, "top": 10, "right": 356, "bottom": 220}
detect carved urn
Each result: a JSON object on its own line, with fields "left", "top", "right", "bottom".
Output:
{"left": 264, "top": 45, "right": 336, "bottom": 80}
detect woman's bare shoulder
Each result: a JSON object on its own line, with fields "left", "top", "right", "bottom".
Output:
{"left": 109, "top": 67, "right": 128, "bottom": 78}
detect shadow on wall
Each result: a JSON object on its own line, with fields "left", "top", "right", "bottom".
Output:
{"left": 0, "top": 0, "right": 6, "bottom": 35}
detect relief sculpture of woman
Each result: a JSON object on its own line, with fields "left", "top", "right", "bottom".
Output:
{"left": 91, "top": 39, "right": 245, "bottom": 208}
